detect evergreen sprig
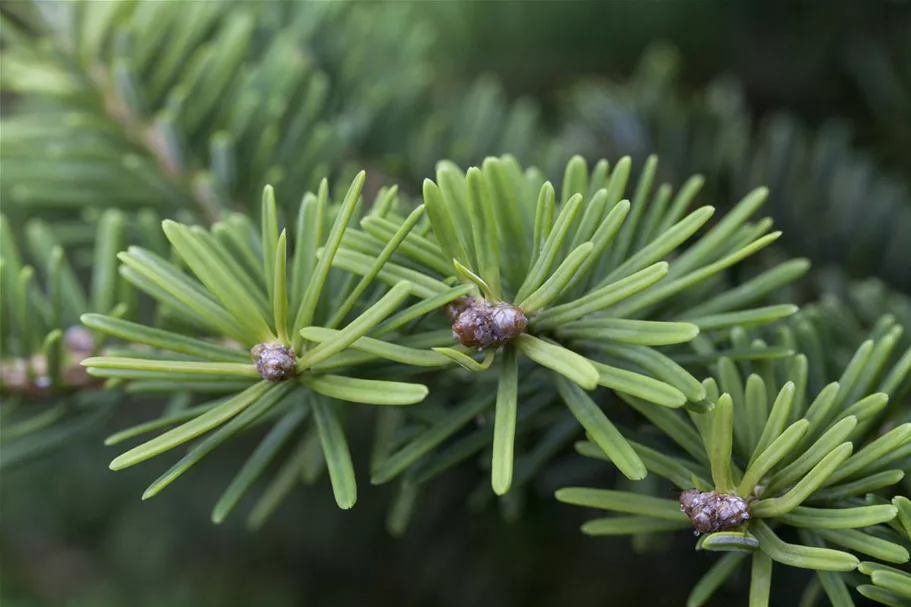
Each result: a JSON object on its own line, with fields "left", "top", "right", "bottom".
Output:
{"left": 80, "top": 173, "right": 448, "bottom": 521}
{"left": 557, "top": 331, "right": 911, "bottom": 607}
{"left": 336, "top": 153, "right": 804, "bottom": 500}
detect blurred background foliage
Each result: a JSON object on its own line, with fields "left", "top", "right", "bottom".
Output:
{"left": 1, "top": 1, "right": 910, "bottom": 606}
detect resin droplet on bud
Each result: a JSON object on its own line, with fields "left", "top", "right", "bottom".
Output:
{"left": 251, "top": 343, "right": 297, "bottom": 382}
{"left": 448, "top": 298, "right": 528, "bottom": 349}
{"left": 679, "top": 489, "right": 751, "bottom": 535}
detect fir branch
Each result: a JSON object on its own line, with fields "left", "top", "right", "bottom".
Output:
{"left": 352, "top": 153, "right": 802, "bottom": 498}
{"left": 559, "top": 328, "right": 911, "bottom": 606}
{"left": 79, "top": 174, "right": 439, "bottom": 518}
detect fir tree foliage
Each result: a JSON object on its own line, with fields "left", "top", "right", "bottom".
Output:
{"left": 562, "top": 45, "right": 911, "bottom": 292}
{"left": 79, "top": 173, "right": 451, "bottom": 519}
{"left": 335, "top": 153, "right": 803, "bottom": 497}
{"left": 856, "top": 499, "right": 911, "bottom": 606}
{"left": 2, "top": 2, "right": 910, "bottom": 604}
{"left": 402, "top": 76, "right": 569, "bottom": 181}
{"left": 798, "top": 274, "right": 911, "bottom": 393}
{"left": 558, "top": 326, "right": 911, "bottom": 607}
{"left": 0, "top": 0, "right": 432, "bottom": 227}
{"left": 0, "top": 208, "right": 155, "bottom": 468}
{"left": 70, "top": 152, "right": 805, "bottom": 521}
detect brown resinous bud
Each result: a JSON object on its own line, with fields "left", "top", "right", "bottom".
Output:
{"left": 447, "top": 297, "right": 528, "bottom": 349}
{"left": 679, "top": 489, "right": 751, "bottom": 536}
{"left": 444, "top": 296, "right": 473, "bottom": 323}
{"left": 251, "top": 343, "right": 297, "bottom": 382}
